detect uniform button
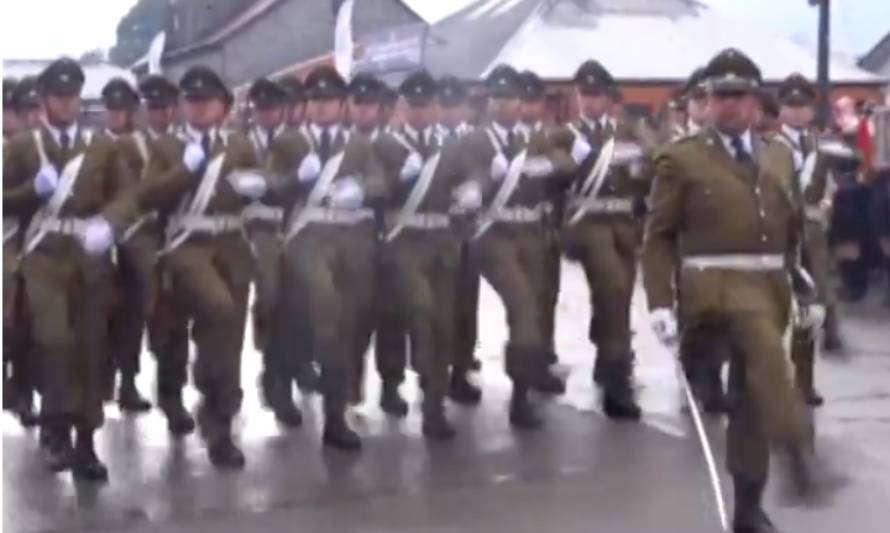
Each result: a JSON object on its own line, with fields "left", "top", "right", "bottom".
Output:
{"left": 759, "top": 209, "right": 765, "bottom": 217}
{"left": 761, "top": 235, "right": 767, "bottom": 242}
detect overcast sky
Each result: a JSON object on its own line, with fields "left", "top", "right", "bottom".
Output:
{"left": 1, "top": 0, "right": 886, "bottom": 61}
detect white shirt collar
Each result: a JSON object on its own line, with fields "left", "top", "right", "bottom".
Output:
{"left": 781, "top": 124, "right": 807, "bottom": 148}
{"left": 309, "top": 122, "right": 340, "bottom": 143}
{"left": 580, "top": 114, "right": 614, "bottom": 133}
{"left": 43, "top": 120, "right": 78, "bottom": 149}
{"left": 184, "top": 123, "right": 218, "bottom": 144}
{"left": 404, "top": 124, "right": 431, "bottom": 144}
{"left": 490, "top": 121, "right": 521, "bottom": 147}
{"left": 716, "top": 128, "right": 753, "bottom": 159}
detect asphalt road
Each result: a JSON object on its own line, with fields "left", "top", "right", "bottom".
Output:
{"left": 4, "top": 262, "right": 889, "bottom": 533}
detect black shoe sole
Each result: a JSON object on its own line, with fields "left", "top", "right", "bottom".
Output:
{"left": 322, "top": 434, "right": 362, "bottom": 451}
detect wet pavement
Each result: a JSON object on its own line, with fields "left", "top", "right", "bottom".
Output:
{"left": 4, "top": 262, "right": 890, "bottom": 533}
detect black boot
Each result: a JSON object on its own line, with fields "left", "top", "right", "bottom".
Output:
{"left": 118, "top": 374, "right": 152, "bottom": 413}
{"left": 531, "top": 367, "right": 566, "bottom": 395}
{"left": 732, "top": 477, "right": 781, "bottom": 533}
{"left": 379, "top": 380, "right": 409, "bottom": 417}
{"left": 822, "top": 303, "right": 844, "bottom": 352}
{"left": 449, "top": 370, "right": 482, "bottom": 406}
{"left": 72, "top": 428, "right": 108, "bottom": 483}
{"left": 12, "top": 390, "right": 38, "bottom": 427}
{"left": 294, "top": 363, "right": 320, "bottom": 393}
{"left": 697, "top": 364, "right": 730, "bottom": 415}
{"left": 322, "top": 411, "right": 362, "bottom": 451}
{"left": 42, "top": 418, "right": 74, "bottom": 473}
{"left": 509, "top": 386, "right": 543, "bottom": 430}
{"left": 600, "top": 362, "right": 642, "bottom": 421}
{"left": 265, "top": 378, "right": 303, "bottom": 428}
{"left": 159, "top": 390, "right": 196, "bottom": 436}
{"left": 206, "top": 418, "right": 246, "bottom": 470}
{"left": 422, "top": 404, "right": 456, "bottom": 441}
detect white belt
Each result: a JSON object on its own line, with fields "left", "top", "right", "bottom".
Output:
{"left": 242, "top": 203, "right": 284, "bottom": 224}
{"left": 682, "top": 254, "right": 785, "bottom": 271}
{"left": 402, "top": 212, "right": 451, "bottom": 230}
{"left": 177, "top": 214, "right": 244, "bottom": 235}
{"left": 304, "top": 207, "right": 374, "bottom": 226}
{"left": 3, "top": 218, "right": 19, "bottom": 243}
{"left": 493, "top": 203, "right": 551, "bottom": 223}
{"left": 804, "top": 205, "right": 827, "bottom": 223}
{"left": 573, "top": 197, "right": 634, "bottom": 215}
{"left": 38, "top": 217, "right": 91, "bottom": 238}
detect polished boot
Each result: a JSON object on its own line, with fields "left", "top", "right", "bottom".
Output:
{"left": 600, "top": 362, "right": 642, "bottom": 421}
{"left": 322, "top": 411, "right": 362, "bottom": 451}
{"left": 531, "top": 355, "right": 566, "bottom": 395}
{"left": 422, "top": 403, "right": 456, "bottom": 441}
{"left": 72, "top": 428, "right": 108, "bottom": 483}
{"left": 118, "top": 374, "right": 152, "bottom": 413}
{"left": 449, "top": 370, "right": 482, "bottom": 406}
{"left": 159, "top": 389, "right": 196, "bottom": 435}
{"left": 821, "top": 304, "right": 844, "bottom": 352}
{"left": 793, "top": 337, "right": 824, "bottom": 407}
{"left": 509, "top": 386, "right": 543, "bottom": 430}
{"left": 268, "top": 380, "right": 303, "bottom": 428}
{"left": 379, "top": 380, "right": 409, "bottom": 417}
{"left": 732, "top": 477, "right": 781, "bottom": 533}
{"left": 11, "top": 390, "right": 38, "bottom": 427}
{"left": 42, "top": 418, "right": 74, "bottom": 473}
{"left": 206, "top": 418, "right": 246, "bottom": 470}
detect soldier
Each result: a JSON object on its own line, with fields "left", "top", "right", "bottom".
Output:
{"left": 242, "top": 77, "right": 303, "bottom": 427}
{"left": 119, "top": 66, "right": 264, "bottom": 468}
{"left": 645, "top": 49, "right": 830, "bottom": 533}
{"left": 560, "top": 60, "right": 649, "bottom": 420}
{"left": 463, "top": 65, "right": 576, "bottom": 428}
{"left": 280, "top": 76, "right": 307, "bottom": 130}
{"left": 97, "top": 77, "right": 155, "bottom": 413}
{"left": 378, "top": 84, "right": 399, "bottom": 132}
{"left": 437, "top": 75, "right": 471, "bottom": 140}
{"left": 266, "top": 65, "right": 389, "bottom": 450}
{"left": 4, "top": 58, "right": 134, "bottom": 481}
{"left": 9, "top": 77, "right": 43, "bottom": 134}
{"left": 346, "top": 72, "right": 410, "bottom": 414}
{"left": 3, "top": 78, "right": 22, "bottom": 140}
{"left": 684, "top": 67, "right": 709, "bottom": 136}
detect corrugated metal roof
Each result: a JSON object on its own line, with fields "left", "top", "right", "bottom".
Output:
{"left": 425, "top": 0, "right": 884, "bottom": 84}
{"left": 2, "top": 59, "right": 137, "bottom": 100}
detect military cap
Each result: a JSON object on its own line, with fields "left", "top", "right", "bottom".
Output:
{"left": 777, "top": 73, "right": 816, "bottom": 106}
{"left": 102, "top": 77, "right": 140, "bottom": 111}
{"left": 279, "top": 76, "right": 306, "bottom": 104}
{"left": 399, "top": 70, "right": 438, "bottom": 106}
{"left": 179, "top": 65, "right": 228, "bottom": 100}
{"left": 349, "top": 73, "right": 382, "bottom": 104}
{"left": 703, "top": 48, "right": 761, "bottom": 94}
{"left": 437, "top": 75, "right": 467, "bottom": 108}
{"left": 4, "top": 78, "right": 18, "bottom": 109}
{"left": 683, "top": 67, "right": 707, "bottom": 98}
{"left": 12, "top": 77, "right": 40, "bottom": 111}
{"left": 305, "top": 66, "right": 348, "bottom": 100}
{"left": 248, "top": 77, "right": 288, "bottom": 109}
{"left": 520, "top": 70, "right": 546, "bottom": 102}
{"left": 37, "top": 57, "right": 85, "bottom": 97}
{"left": 574, "top": 60, "right": 615, "bottom": 94}
{"left": 485, "top": 64, "right": 523, "bottom": 99}
{"left": 139, "top": 75, "right": 179, "bottom": 108}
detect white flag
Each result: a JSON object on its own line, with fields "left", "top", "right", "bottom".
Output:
{"left": 147, "top": 32, "right": 167, "bottom": 75}
{"left": 334, "top": 0, "right": 355, "bottom": 81}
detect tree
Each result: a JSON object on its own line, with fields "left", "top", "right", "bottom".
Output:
{"left": 109, "top": 0, "right": 173, "bottom": 67}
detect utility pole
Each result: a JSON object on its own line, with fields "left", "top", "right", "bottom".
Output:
{"left": 811, "top": 0, "right": 831, "bottom": 128}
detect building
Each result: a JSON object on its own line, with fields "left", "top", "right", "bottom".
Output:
{"left": 859, "top": 31, "right": 890, "bottom": 93}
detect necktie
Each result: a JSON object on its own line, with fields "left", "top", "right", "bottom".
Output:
{"left": 266, "top": 129, "right": 275, "bottom": 150}
{"left": 418, "top": 128, "right": 428, "bottom": 156}
{"left": 59, "top": 131, "right": 71, "bottom": 161}
{"left": 505, "top": 129, "right": 517, "bottom": 159}
{"left": 730, "top": 135, "right": 752, "bottom": 165}
{"left": 319, "top": 127, "right": 331, "bottom": 163}
{"left": 799, "top": 132, "right": 809, "bottom": 159}
{"left": 201, "top": 133, "right": 212, "bottom": 157}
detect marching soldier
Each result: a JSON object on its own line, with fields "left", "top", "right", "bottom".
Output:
{"left": 777, "top": 73, "right": 842, "bottom": 405}
{"left": 98, "top": 77, "right": 155, "bottom": 413}
{"left": 560, "top": 60, "right": 649, "bottom": 419}
{"left": 280, "top": 76, "right": 307, "bottom": 131}
{"left": 437, "top": 75, "right": 472, "bottom": 140}
{"left": 683, "top": 67, "right": 709, "bottom": 136}
{"left": 243, "top": 77, "right": 303, "bottom": 427}
{"left": 4, "top": 58, "right": 134, "bottom": 481}
{"left": 463, "top": 65, "right": 576, "bottom": 428}
{"left": 645, "top": 49, "right": 830, "bottom": 533}
{"left": 266, "top": 65, "right": 390, "bottom": 450}
{"left": 378, "top": 84, "right": 399, "bottom": 133}
{"left": 119, "top": 66, "right": 265, "bottom": 468}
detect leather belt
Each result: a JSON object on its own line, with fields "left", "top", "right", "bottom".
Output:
{"left": 177, "top": 214, "right": 244, "bottom": 235}
{"left": 38, "top": 217, "right": 90, "bottom": 238}
{"left": 682, "top": 253, "right": 785, "bottom": 271}
{"left": 401, "top": 212, "right": 451, "bottom": 230}
{"left": 304, "top": 207, "right": 374, "bottom": 226}
{"left": 242, "top": 203, "right": 284, "bottom": 224}
{"left": 493, "top": 202, "right": 551, "bottom": 223}
{"left": 573, "top": 197, "right": 633, "bottom": 215}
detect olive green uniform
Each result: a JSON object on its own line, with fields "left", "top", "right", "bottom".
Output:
{"left": 643, "top": 127, "right": 810, "bottom": 482}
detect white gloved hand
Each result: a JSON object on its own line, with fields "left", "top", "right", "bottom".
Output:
{"left": 522, "top": 156, "right": 555, "bottom": 178}
{"left": 231, "top": 172, "right": 267, "bottom": 199}
{"left": 399, "top": 151, "right": 424, "bottom": 182}
{"left": 453, "top": 181, "right": 482, "bottom": 212}
{"left": 490, "top": 152, "right": 509, "bottom": 181}
{"left": 297, "top": 152, "right": 322, "bottom": 182}
{"left": 796, "top": 303, "right": 826, "bottom": 330}
{"left": 328, "top": 176, "right": 364, "bottom": 209}
{"left": 571, "top": 135, "right": 592, "bottom": 165}
{"left": 650, "top": 308, "right": 679, "bottom": 346}
{"left": 182, "top": 142, "right": 206, "bottom": 173}
{"left": 34, "top": 165, "right": 60, "bottom": 198}
{"left": 81, "top": 216, "right": 114, "bottom": 256}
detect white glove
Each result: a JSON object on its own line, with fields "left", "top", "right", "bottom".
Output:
{"left": 34, "top": 165, "right": 60, "bottom": 198}
{"left": 796, "top": 303, "right": 826, "bottom": 330}
{"left": 328, "top": 176, "right": 364, "bottom": 209}
{"left": 182, "top": 142, "right": 206, "bottom": 173}
{"left": 490, "top": 152, "right": 509, "bottom": 181}
{"left": 650, "top": 308, "right": 679, "bottom": 346}
{"left": 81, "top": 217, "right": 114, "bottom": 256}
{"left": 399, "top": 151, "right": 424, "bottom": 182}
{"left": 571, "top": 136, "right": 592, "bottom": 165}
{"left": 297, "top": 152, "right": 322, "bottom": 182}
{"left": 230, "top": 172, "right": 267, "bottom": 199}
{"left": 522, "top": 156, "right": 555, "bottom": 178}
{"left": 453, "top": 181, "right": 482, "bottom": 212}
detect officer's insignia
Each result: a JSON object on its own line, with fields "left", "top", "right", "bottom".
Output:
{"left": 195, "top": 79, "right": 204, "bottom": 88}
{"left": 60, "top": 73, "right": 70, "bottom": 82}
{"left": 586, "top": 75, "right": 594, "bottom": 83}
{"left": 415, "top": 86, "right": 422, "bottom": 93}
